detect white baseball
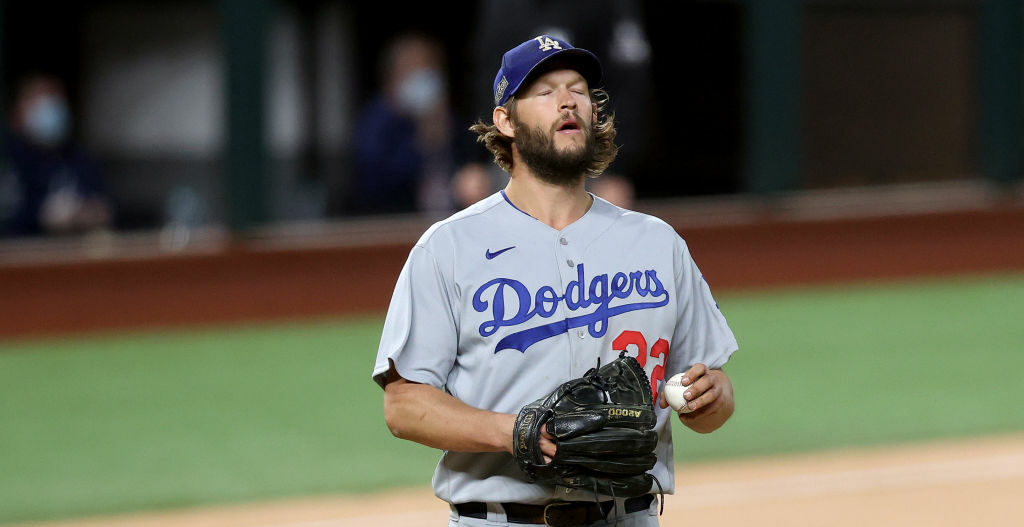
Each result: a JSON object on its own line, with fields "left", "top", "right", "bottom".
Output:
{"left": 664, "top": 373, "right": 694, "bottom": 413}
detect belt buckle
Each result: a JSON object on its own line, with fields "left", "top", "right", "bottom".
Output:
{"left": 542, "top": 501, "right": 585, "bottom": 527}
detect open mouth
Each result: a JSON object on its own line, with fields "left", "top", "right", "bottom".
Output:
{"left": 557, "top": 120, "right": 580, "bottom": 133}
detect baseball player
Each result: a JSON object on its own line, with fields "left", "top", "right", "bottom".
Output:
{"left": 372, "top": 35, "right": 738, "bottom": 527}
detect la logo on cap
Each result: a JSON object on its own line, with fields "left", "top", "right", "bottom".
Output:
{"left": 535, "top": 36, "right": 562, "bottom": 52}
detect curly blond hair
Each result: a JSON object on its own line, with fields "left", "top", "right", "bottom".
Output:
{"left": 469, "top": 88, "right": 618, "bottom": 177}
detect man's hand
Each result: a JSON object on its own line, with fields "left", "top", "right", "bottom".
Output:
{"left": 539, "top": 424, "right": 557, "bottom": 463}
{"left": 659, "top": 363, "right": 735, "bottom": 433}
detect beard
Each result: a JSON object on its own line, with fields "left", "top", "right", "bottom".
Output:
{"left": 513, "top": 114, "right": 597, "bottom": 187}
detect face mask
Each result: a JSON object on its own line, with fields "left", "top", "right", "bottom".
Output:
{"left": 25, "top": 95, "right": 70, "bottom": 147}
{"left": 397, "top": 68, "right": 444, "bottom": 115}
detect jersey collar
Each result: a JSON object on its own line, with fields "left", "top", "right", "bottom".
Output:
{"left": 500, "top": 189, "right": 533, "bottom": 218}
{"left": 498, "top": 189, "right": 620, "bottom": 243}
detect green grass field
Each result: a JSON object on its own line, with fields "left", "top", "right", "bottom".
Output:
{"left": 2, "top": 272, "right": 1023, "bottom": 524}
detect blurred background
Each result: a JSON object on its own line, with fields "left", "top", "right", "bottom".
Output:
{"left": 1, "top": 1, "right": 1024, "bottom": 526}
{"left": 1, "top": 0, "right": 1020, "bottom": 241}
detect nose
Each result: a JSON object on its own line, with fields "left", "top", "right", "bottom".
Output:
{"left": 558, "top": 88, "right": 578, "bottom": 112}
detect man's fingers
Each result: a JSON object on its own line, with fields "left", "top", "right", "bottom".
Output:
{"left": 682, "top": 364, "right": 713, "bottom": 397}
{"left": 676, "top": 368, "right": 720, "bottom": 413}
{"left": 689, "top": 375, "right": 713, "bottom": 400}
{"left": 539, "top": 436, "right": 557, "bottom": 460}
{"left": 539, "top": 423, "right": 557, "bottom": 462}
{"left": 687, "top": 379, "right": 721, "bottom": 413}
{"left": 685, "top": 363, "right": 707, "bottom": 382}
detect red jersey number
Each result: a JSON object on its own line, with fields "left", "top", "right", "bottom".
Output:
{"left": 612, "top": 330, "right": 668, "bottom": 404}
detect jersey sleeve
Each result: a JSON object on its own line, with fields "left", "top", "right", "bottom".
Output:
{"left": 372, "top": 243, "right": 459, "bottom": 390}
{"left": 667, "top": 236, "right": 739, "bottom": 376}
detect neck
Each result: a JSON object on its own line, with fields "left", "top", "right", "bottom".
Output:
{"left": 504, "top": 164, "right": 592, "bottom": 231}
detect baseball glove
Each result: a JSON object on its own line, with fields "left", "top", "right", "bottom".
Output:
{"left": 512, "top": 353, "right": 658, "bottom": 498}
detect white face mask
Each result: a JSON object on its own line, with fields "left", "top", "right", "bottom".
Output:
{"left": 397, "top": 68, "right": 444, "bottom": 115}
{"left": 25, "top": 95, "right": 70, "bottom": 147}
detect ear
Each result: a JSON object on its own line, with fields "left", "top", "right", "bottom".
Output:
{"left": 494, "top": 106, "right": 515, "bottom": 138}
{"left": 592, "top": 102, "right": 598, "bottom": 123}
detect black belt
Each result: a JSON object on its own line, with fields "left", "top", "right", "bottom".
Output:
{"left": 455, "top": 494, "right": 654, "bottom": 526}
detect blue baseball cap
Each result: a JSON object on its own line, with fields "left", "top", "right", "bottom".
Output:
{"left": 492, "top": 35, "right": 602, "bottom": 107}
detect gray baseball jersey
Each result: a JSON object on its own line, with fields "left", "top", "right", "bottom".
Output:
{"left": 372, "top": 191, "right": 738, "bottom": 505}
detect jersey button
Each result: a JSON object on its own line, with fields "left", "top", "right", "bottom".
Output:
{"left": 559, "top": 237, "right": 568, "bottom": 245}
{"left": 566, "top": 259, "right": 574, "bottom": 267}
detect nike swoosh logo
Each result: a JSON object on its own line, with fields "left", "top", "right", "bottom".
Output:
{"left": 485, "top": 246, "right": 516, "bottom": 260}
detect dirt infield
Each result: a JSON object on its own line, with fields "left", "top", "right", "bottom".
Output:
{"left": 14, "top": 433, "right": 1024, "bottom": 527}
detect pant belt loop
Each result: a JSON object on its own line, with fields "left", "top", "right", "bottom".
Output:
{"left": 608, "top": 496, "right": 628, "bottom": 521}
{"left": 485, "top": 502, "right": 508, "bottom": 526}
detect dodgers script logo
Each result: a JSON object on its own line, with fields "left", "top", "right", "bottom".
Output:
{"left": 472, "top": 264, "right": 669, "bottom": 353}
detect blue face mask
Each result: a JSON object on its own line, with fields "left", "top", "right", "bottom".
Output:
{"left": 397, "top": 68, "right": 444, "bottom": 115}
{"left": 25, "top": 95, "right": 71, "bottom": 147}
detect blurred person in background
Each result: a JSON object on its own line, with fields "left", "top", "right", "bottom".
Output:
{"left": 589, "top": 172, "right": 635, "bottom": 209}
{"left": 352, "top": 33, "right": 463, "bottom": 215}
{"left": 2, "top": 73, "right": 112, "bottom": 237}
{"left": 451, "top": 162, "right": 501, "bottom": 210}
